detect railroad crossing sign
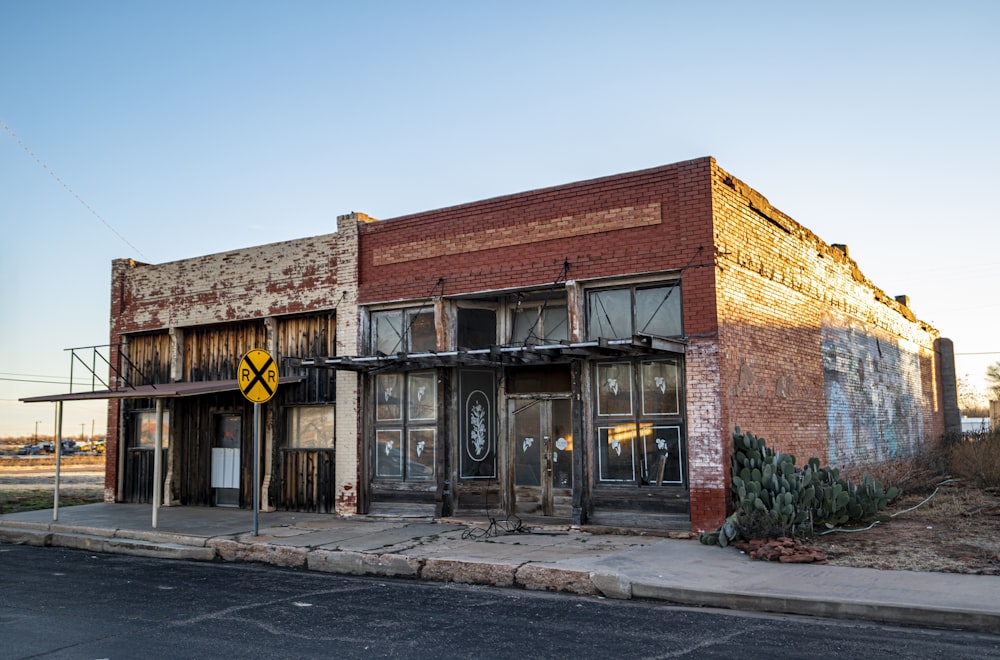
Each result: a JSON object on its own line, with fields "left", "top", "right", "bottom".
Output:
{"left": 239, "top": 349, "right": 279, "bottom": 403}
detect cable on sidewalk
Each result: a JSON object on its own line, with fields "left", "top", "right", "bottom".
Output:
{"left": 460, "top": 479, "right": 531, "bottom": 540}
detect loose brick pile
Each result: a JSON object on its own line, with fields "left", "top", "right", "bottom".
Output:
{"left": 732, "top": 537, "right": 829, "bottom": 564}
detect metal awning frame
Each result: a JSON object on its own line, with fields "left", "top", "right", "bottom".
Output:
{"left": 294, "top": 335, "right": 686, "bottom": 373}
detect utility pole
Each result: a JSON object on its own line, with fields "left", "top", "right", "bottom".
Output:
{"left": 34, "top": 420, "right": 40, "bottom": 445}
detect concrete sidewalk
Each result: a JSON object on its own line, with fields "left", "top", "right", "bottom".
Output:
{"left": 1, "top": 503, "right": 998, "bottom": 633}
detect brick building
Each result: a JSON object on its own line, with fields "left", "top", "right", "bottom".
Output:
{"left": 48, "top": 156, "right": 957, "bottom": 533}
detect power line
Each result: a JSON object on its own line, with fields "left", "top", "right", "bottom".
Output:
{"left": 0, "top": 117, "right": 147, "bottom": 259}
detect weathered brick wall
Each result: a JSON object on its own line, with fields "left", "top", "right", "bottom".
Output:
{"left": 333, "top": 214, "right": 363, "bottom": 514}
{"left": 106, "top": 229, "right": 353, "bottom": 504}
{"left": 112, "top": 234, "right": 343, "bottom": 335}
{"left": 711, "top": 162, "right": 945, "bottom": 476}
{"left": 685, "top": 338, "right": 727, "bottom": 529}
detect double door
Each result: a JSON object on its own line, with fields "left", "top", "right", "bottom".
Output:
{"left": 509, "top": 397, "right": 573, "bottom": 518}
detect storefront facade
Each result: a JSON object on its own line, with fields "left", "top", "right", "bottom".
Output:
{"left": 83, "top": 156, "right": 957, "bottom": 534}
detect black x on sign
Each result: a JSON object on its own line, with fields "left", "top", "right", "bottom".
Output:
{"left": 239, "top": 349, "right": 279, "bottom": 403}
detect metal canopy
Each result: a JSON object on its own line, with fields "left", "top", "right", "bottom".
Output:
{"left": 295, "top": 335, "right": 686, "bottom": 373}
{"left": 19, "top": 374, "right": 303, "bottom": 531}
{"left": 19, "top": 375, "right": 305, "bottom": 403}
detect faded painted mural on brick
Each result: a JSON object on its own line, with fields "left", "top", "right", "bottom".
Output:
{"left": 822, "top": 316, "right": 924, "bottom": 466}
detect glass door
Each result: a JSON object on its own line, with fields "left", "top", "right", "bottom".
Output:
{"left": 211, "top": 414, "right": 242, "bottom": 507}
{"left": 510, "top": 397, "right": 573, "bottom": 517}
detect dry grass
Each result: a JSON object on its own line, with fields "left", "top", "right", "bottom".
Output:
{"left": 810, "top": 436, "right": 1000, "bottom": 574}
{"left": 949, "top": 433, "right": 1000, "bottom": 489}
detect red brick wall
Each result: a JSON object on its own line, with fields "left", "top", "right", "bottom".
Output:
{"left": 358, "top": 157, "right": 717, "bottom": 330}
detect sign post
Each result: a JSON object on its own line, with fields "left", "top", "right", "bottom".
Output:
{"left": 238, "top": 349, "right": 278, "bottom": 536}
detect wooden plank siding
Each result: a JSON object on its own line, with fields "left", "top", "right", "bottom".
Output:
{"left": 182, "top": 322, "right": 267, "bottom": 381}
{"left": 170, "top": 393, "right": 252, "bottom": 507}
{"left": 118, "top": 315, "right": 340, "bottom": 510}
{"left": 276, "top": 313, "right": 336, "bottom": 403}
{"left": 275, "top": 313, "right": 338, "bottom": 512}
{"left": 124, "top": 332, "right": 171, "bottom": 386}
{"left": 280, "top": 449, "right": 336, "bottom": 513}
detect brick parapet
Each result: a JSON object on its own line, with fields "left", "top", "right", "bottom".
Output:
{"left": 357, "top": 158, "right": 715, "bottom": 305}
{"left": 111, "top": 234, "right": 344, "bottom": 335}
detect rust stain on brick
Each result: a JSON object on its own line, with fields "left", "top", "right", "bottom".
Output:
{"left": 372, "top": 203, "right": 662, "bottom": 266}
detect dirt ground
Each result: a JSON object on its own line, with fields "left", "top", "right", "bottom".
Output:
{"left": 0, "top": 457, "right": 105, "bottom": 514}
{"left": 807, "top": 482, "right": 1000, "bottom": 575}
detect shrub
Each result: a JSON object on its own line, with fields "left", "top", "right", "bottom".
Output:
{"left": 840, "top": 450, "right": 945, "bottom": 498}
{"left": 949, "top": 433, "right": 1000, "bottom": 489}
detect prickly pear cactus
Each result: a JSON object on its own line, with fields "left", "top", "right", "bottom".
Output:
{"left": 699, "top": 427, "right": 900, "bottom": 546}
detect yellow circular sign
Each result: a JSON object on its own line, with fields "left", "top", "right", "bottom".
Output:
{"left": 239, "top": 349, "right": 279, "bottom": 403}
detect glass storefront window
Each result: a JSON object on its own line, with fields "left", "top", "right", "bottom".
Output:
{"left": 134, "top": 411, "right": 170, "bottom": 449}
{"left": 286, "top": 406, "right": 335, "bottom": 449}
{"left": 373, "top": 370, "right": 438, "bottom": 482}
{"left": 594, "top": 358, "right": 684, "bottom": 487}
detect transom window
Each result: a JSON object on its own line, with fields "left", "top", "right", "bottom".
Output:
{"left": 371, "top": 309, "right": 436, "bottom": 355}
{"left": 587, "top": 283, "right": 682, "bottom": 340}
{"left": 510, "top": 304, "right": 568, "bottom": 345}
{"left": 457, "top": 307, "right": 496, "bottom": 349}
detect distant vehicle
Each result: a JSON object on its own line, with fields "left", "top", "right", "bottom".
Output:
{"left": 17, "top": 444, "right": 42, "bottom": 455}
{"left": 60, "top": 439, "right": 78, "bottom": 454}
{"left": 40, "top": 441, "right": 55, "bottom": 453}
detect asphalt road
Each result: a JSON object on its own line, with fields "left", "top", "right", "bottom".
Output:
{"left": 2, "top": 543, "right": 999, "bottom": 659}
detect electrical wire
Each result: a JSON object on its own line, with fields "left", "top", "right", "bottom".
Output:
{"left": 1, "top": 117, "right": 147, "bottom": 259}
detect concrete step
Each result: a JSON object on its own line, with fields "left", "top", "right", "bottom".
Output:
{"left": 0, "top": 524, "right": 215, "bottom": 561}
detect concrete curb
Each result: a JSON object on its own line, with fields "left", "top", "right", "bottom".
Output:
{"left": 629, "top": 582, "right": 1000, "bottom": 633}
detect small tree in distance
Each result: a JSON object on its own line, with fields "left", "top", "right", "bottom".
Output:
{"left": 958, "top": 374, "right": 989, "bottom": 417}
{"left": 986, "top": 361, "right": 1000, "bottom": 402}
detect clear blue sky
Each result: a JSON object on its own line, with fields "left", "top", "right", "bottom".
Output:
{"left": 2, "top": 1, "right": 998, "bottom": 438}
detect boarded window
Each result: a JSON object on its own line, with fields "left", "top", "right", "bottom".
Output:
{"left": 459, "top": 369, "right": 497, "bottom": 479}
{"left": 457, "top": 308, "right": 496, "bottom": 349}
